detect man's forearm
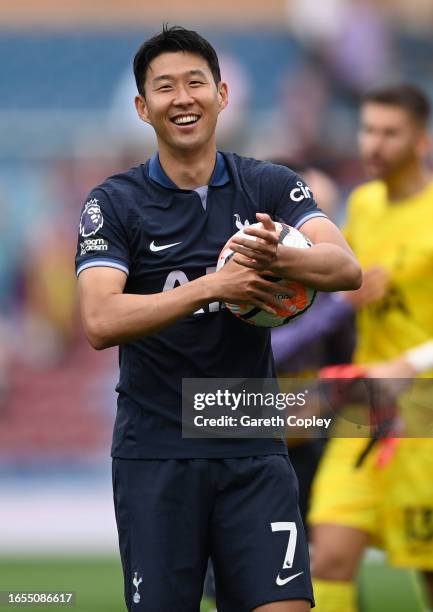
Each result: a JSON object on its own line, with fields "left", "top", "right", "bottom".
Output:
{"left": 272, "top": 243, "right": 362, "bottom": 291}
{"left": 81, "top": 275, "right": 214, "bottom": 350}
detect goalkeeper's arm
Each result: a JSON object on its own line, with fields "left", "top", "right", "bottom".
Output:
{"left": 405, "top": 340, "right": 433, "bottom": 374}
{"left": 364, "top": 339, "right": 433, "bottom": 380}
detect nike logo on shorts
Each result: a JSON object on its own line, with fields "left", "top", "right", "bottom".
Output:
{"left": 276, "top": 571, "right": 304, "bottom": 586}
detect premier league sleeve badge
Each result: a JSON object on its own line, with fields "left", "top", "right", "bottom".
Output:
{"left": 79, "top": 198, "right": 104, "bottom": 237}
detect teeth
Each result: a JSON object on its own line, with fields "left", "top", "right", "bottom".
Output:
{"left": 173, "top": 115, "right": 199, "bottom": 125}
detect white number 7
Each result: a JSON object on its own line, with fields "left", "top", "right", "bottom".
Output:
{"left": 271, "top": 521, "right": 298, "bottom": 570}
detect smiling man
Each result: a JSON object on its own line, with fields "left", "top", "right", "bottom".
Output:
{"left": 75, "top": 26, "right": 360, "bottom": 612}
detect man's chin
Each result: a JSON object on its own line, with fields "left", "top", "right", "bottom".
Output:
{"left": 170, "top": 135, "right": 209, "bottom": 153}
{"left": 364, "top": 163, "right": 389, "bottom": 181}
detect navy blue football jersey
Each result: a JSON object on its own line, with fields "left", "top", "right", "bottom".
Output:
{"left": 75, "top": 152, "right": 326, "bottom": 458}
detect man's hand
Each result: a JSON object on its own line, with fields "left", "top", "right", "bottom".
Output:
{"left": 210, "top": 256, "right": 294, "bottom": 316}
{"left": 365, "top": 356, "right": 417, "bottom": 407}
{"left": 229, "top": 213, "right": 280, "bottom": 271}
{"left": 342, "top": 266, "right": 390, "bottom": 310}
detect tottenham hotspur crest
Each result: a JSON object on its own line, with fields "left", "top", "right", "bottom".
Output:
{"left": 80, "top": 198, "right": 103, "bottom": 237}
{"left": 132, "top": 572, "right": 143, "bottom": 604}
{"left": 234, "top": 213, "right": 250, "bottom": 231}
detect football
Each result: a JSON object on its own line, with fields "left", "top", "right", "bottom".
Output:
{"left": 217, "top": 221, "right": 316, "bottom": 327}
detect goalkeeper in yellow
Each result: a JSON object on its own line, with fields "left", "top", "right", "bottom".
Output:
{"left": 309, "top": 84, "right": 433, "bottom": 611}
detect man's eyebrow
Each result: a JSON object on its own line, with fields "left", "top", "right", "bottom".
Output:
{"left": 186, "top": 69, "right": 208, "bottom": 79}
{"left": 152, "top": 69, "right": 208, "bottom": 84}
{"left": 152, "top": 74, "right": 172, "bottom": 84}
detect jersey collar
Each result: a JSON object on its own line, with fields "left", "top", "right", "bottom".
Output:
{"left": 148, "top": 152, "right": 230, "bottom": 189}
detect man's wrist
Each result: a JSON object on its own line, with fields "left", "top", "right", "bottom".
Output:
{"left": 196, "top": 272, "right": 219, "bottom": 303}
{"left": 271, "top": 246, "right": 296, "bottom": 277}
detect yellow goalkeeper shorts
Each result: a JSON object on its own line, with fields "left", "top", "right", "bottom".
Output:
{"left": 308, "top": 437, "right": 433, "bottom": 570}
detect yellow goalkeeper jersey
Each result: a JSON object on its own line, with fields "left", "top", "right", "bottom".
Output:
{"left": 344, "top": 179, "right": 433, "bottom": 365}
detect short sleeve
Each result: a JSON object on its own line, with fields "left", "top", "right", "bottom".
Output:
{"left": 273, "top": 171, "right": 328, "bottom": 229}
{"left": 75, "top": 188, "right": 130, "bottom": 277}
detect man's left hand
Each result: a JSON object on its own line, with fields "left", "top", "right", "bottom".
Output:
{"left": 229, "top": 213, "right": 280, "bottom": 271}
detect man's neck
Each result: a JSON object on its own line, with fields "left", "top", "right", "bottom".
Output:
{"left": 385, "top": 163, "right": 432, "bottom": 202}
{"left": 158, "top": 142, "right": 217, "bottom": 190}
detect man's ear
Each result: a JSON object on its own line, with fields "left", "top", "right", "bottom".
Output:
{"left": 416, "top": 130, "right": 432, "bottom": 159}
{"left": 135, "top": 95, "right": 151, "bottom": 125}
{"left": 217, "top": 82, "right": 228, "bottom": 114}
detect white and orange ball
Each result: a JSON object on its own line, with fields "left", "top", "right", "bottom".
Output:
{"left": 217, "top": 221, "right": 316, "bottom": 328}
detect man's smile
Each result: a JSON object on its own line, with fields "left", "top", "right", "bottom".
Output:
{"left": 171, "top": 113, "right": 201, "bottom": 126}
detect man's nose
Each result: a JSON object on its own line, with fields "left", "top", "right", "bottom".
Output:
{"left": 362, "top": 135, "right": 382, "bottom": 155}
{"left": 173, "top": 85, "right": 194, "bottom": 106}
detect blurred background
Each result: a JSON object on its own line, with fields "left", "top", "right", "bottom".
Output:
{"left": 0, "top": 1, "right": 432, "bottom": 610}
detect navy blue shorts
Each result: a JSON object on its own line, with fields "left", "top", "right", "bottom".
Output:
{"left": 112, "top": 455, "right": 314, "bottom": 611}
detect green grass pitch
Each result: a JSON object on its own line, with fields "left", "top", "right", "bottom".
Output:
{"left": 0, "top": 557, "right": 214, "bottom": 611}
{"left": 0, "top": 556, "right": 428, "bottom": 611}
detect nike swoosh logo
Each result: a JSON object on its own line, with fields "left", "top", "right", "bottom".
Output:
{"left": 149, "top": 240, "right": 182, "bottom": 252}
{"left": 276, "top": 571, "right": 303, "bottom": 586}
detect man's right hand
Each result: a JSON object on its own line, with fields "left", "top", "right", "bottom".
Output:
{"left": 207, "top": 257, "right": 294, "bottom": 316}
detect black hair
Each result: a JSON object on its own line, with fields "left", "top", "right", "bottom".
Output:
{"left": 362, "top": 84, "right": 431, "bottom": 126}
{"left": 133, "top": 25, "right": 221, "bottom": 96}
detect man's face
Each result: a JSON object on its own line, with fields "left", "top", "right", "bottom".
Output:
{"left": 358, "top": 102, "right": 425, "bottom": 180}
{"left": 135, "top": 51, "right": 228, "bottom": 153}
